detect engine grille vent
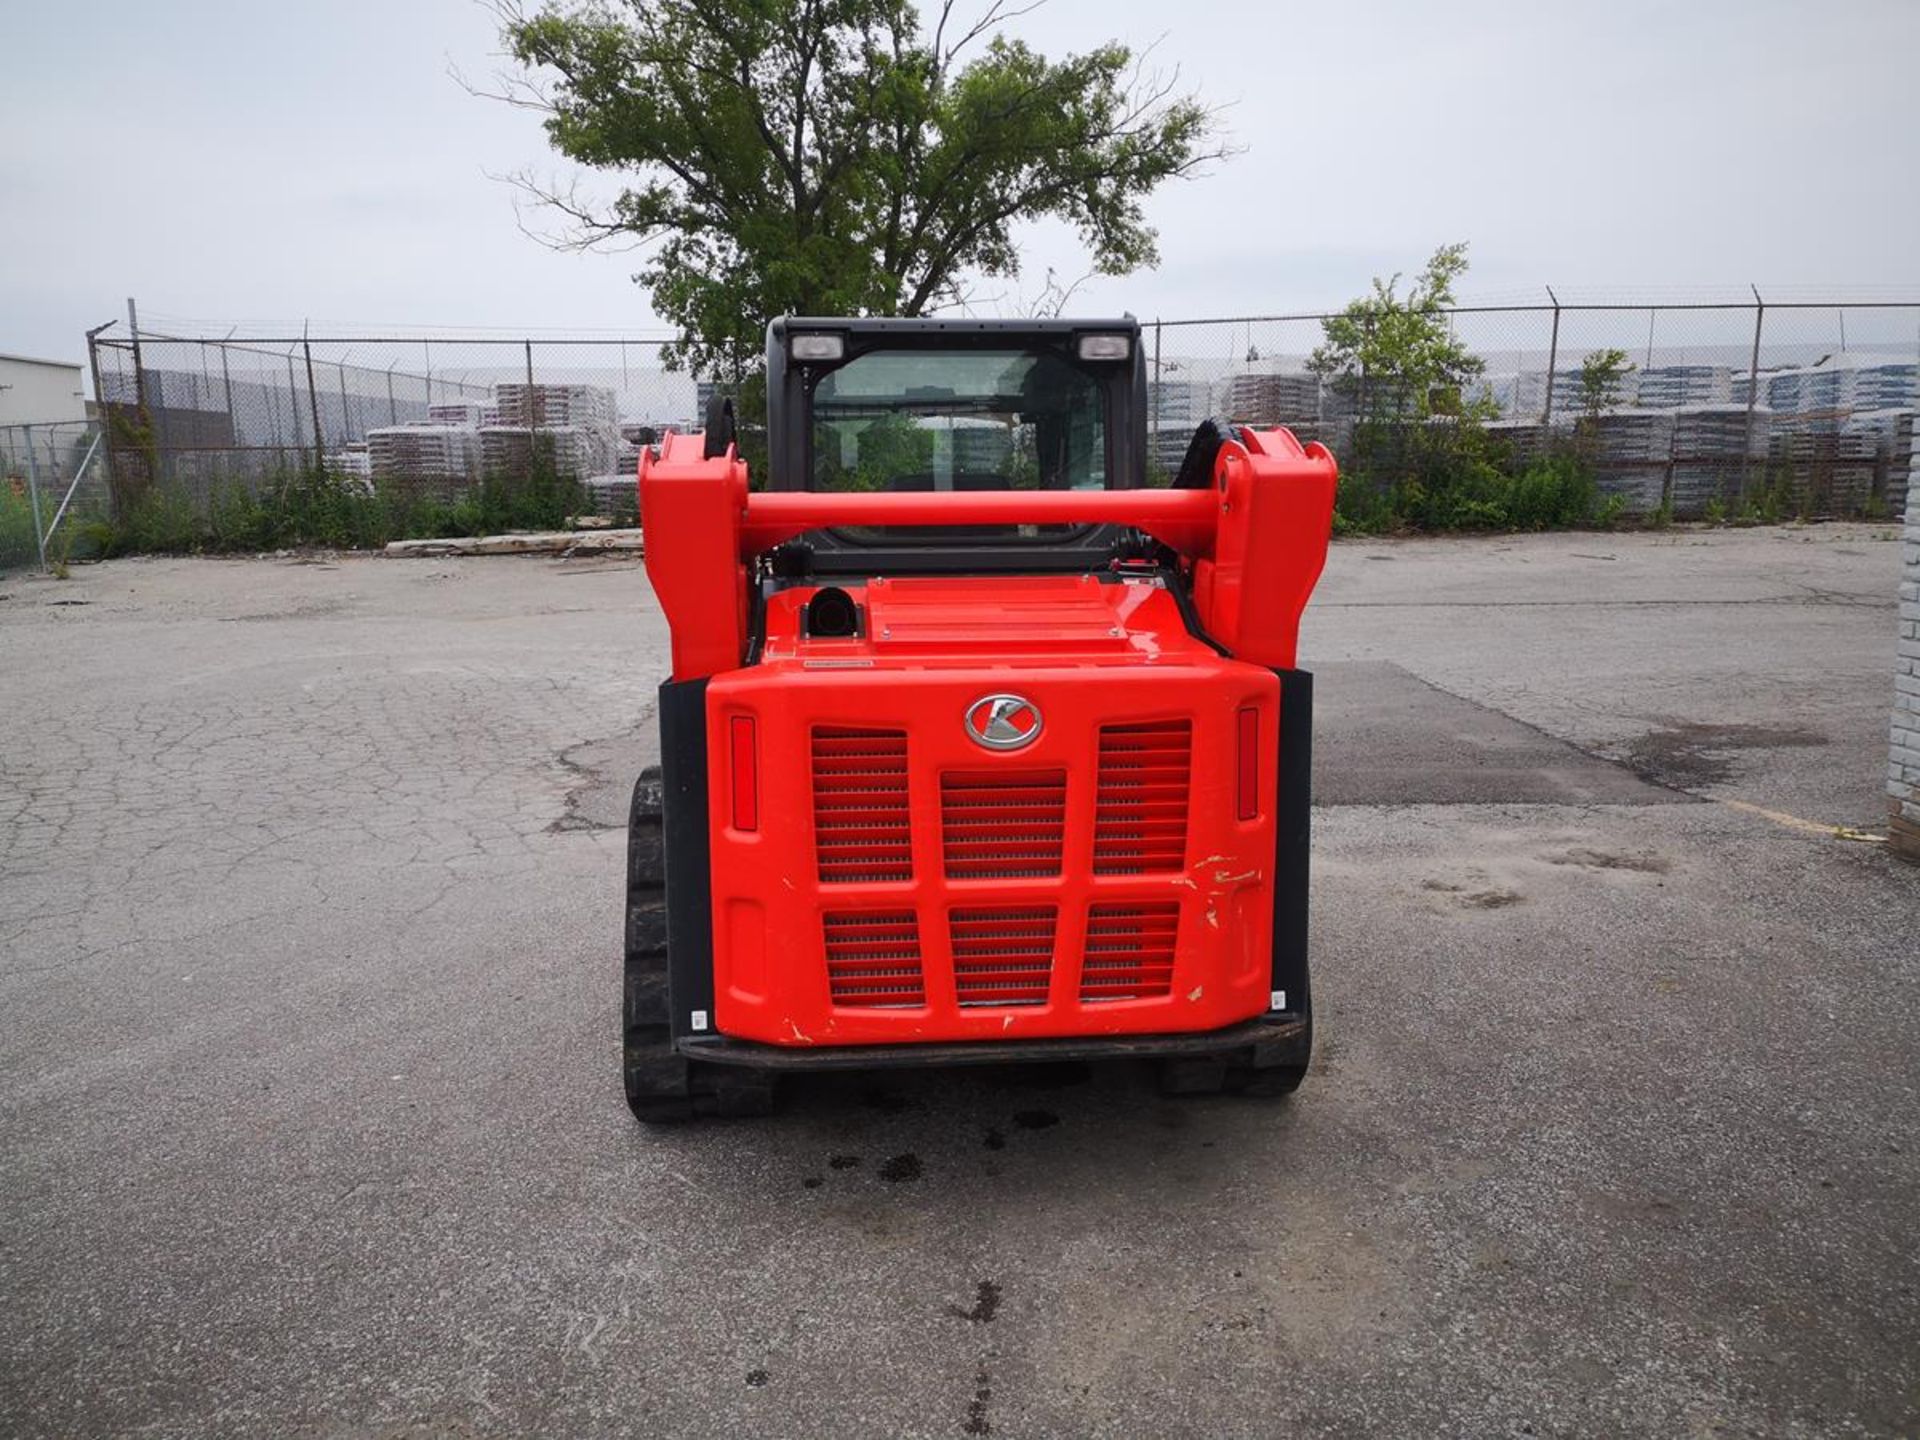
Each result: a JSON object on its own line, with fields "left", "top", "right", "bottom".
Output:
{"left": 824, "top": 912, "right": 924, "bottom": 1007}
{"left": 812, "top": 727, "right": 912, "bottom": 883}
{"left": 950, "top": 907, "right": 1057, "bottom": 1006}
{"left": 1093, "top": 721, "right": 1192, "bottom": 874}
{"left": 1080, "top": 902, "right": 1180, "bottom": 1002}
{"left": 941, "top": 769, "right": 1067, "bottom": 879}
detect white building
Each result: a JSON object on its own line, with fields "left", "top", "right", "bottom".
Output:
{"left": 0, "top": 353, "right": 88, "bottom": 426}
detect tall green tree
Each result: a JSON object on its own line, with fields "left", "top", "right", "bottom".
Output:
{"left": 1307, "top": 243, "right": 1485, "bottom": 420}
{"left": 486, "top": 0, "right": 1225, "bottom": 376}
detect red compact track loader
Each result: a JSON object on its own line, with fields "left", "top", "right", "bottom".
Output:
{"left": 625, "top": 317, "right": 1336, "bottom": 1121}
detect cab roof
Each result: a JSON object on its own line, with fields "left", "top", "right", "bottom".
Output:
{"left": 769, "top": 315, "right": 1140, "bottom": 341}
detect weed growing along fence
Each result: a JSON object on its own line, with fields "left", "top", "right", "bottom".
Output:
{"left": 77, "top": 441, "right": 613, "bottom": 559}
{"left": 22, "top": 295, "right": 1912, "bottom": 569}
{"left": 1, "top": 487, "right": 40, "bottom": 569}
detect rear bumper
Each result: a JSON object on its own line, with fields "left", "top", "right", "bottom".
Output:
{"left": 677, "top": 1012, "right": 1308, "bottom": 1071}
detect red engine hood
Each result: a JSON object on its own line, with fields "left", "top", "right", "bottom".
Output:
{"left": 756, "top": 573, "right": 1221, "bottom": 670}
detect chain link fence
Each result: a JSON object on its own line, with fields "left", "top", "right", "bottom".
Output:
{"left": 1149, "top": 301, "right": 1918, "bottom": 521}
{"left": 87, "top": 334, "right": 693, "bottom": 522}
{"left": 1, "top": 420, "right": 107, "bottom": 569}
{"left": 69, "top": 300, "right": 1919, "bottom": 562}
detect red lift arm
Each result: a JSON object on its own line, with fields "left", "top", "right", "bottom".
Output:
{"left": 640, "top": 426, "right": 1337, "bottom": 681}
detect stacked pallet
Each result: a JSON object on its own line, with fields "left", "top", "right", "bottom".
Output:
{"left": 366, "top": 425, "right": 482, "bottom": 500}
{"left": 1850, "top": 409, "right": 1916, "bottom": 515}
{"left": 1221, "top": 372, "right": 1320, "bottom": 429}
{"left": 428, "top": 402, "right": 485, "bottom": 428}
{"left": 1756, "top": 366, "right": 1853, "bottom": 416}
{"left": 489, "top": 383, "right": 617, "bottom": 429}
{"left": 1483, "top": 418, "right": 1552, "bottom": 466}
{"left": 465, "top": 382, "right": 621, "bottom": 482}
{"left": 1636, "top": 365, "right": 1733, "bottom": 409}
{"left": 1484, "top": 372, "right": 1539, "bottom": 418}
{"left": 479, "top": 424, "right": 620, "bottom": 481}
{"left": 1485, "top": 371, "right": 1592, "bottom": 419}
{"left": 1669, "top": 406, "right": 1768, "bottom": 515}
{"left": 1770, "top": 426, "right": 1881, "bottom": 514}
{"left": 1147, "top": 380, "right": 1214, "bottom": 470}
{"left": 1589, "top": 410, "right": 1673, "bottom": 515}
{"left": 327, "top": 443, "right": 373, "bottom": 487}
{"left": 581, "top": 474, "right": 641, "bottom": 517}
{"left": 1542, "top": 368, "right": 1627, "bottom": 417}
{"left": 1855, "top": 363, "right": 1919, "bottom": 412}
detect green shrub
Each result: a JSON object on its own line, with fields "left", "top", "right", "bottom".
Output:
{"left": 1503, "top": 454, "right": 1600, "bottom": 530}
{"left": 1734, "top": 468, "right": 1797, "bottom": 526}
{"left": 81, "top": 486, "right": 202, "bottom": 556}
{"left": 1, "top": 486, "right": 43, "bottom": 569}
{"left": 80, "top": 442, "right": 592, "bottom": 559}
{"left": 1331, "top": 435, "right": 1617, "bottom": 535}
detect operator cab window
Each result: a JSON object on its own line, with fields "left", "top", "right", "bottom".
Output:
{"left": 807, "top": 348, "right": 1107, "bottom": 543}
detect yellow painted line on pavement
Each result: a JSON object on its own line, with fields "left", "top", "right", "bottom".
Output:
{"left": 1718, "top": 797, "right": 1886, "bottom": 844}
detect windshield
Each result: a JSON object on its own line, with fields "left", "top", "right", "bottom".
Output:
{"left": 807, "top": 348, "right": 1108, "bottom": 542}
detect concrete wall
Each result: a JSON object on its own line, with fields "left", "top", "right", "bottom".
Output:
{"left": 0, "top": 354, "right": 87, "bottom": 426}
{"left": 1893, "top": 480, "right": 1920, "bottom": 863}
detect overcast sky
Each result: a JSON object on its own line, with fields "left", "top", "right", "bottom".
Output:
{"left": 5, "top": 0, "right": 1917, "bottom": 365}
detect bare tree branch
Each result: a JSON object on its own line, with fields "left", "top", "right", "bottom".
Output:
{"left": 940, "top": 0, "right": 1050, "bottom": 73}
{"left": 1026, "top": 266, "right": 1096, "bottom": 318}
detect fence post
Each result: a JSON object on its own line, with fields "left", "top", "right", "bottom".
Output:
{"left": 302, "top": 332, "right": 325, "bottom": 466}
{"left": 1743, "top": 287, "right": 1765, "bottom": 500}
{"left": 525, "top": 340, "right": 539, "bottom": 484}
{"left": 1357, "top": 313, "right": 1373, "bottom": 428}
{"left": 85, "top": 321, "right": 118, "bottom": 511}
{"left": 218, "top": 343, "right": 234, "bottom": 441}
{"left": 386, "top": 362, "right": 398, "bottom": 425}
{"left": 123, "top": 297, "right": 156, "bottom": 508}
{"left": 286, "top": 353, "right": 304, "bottom": 452}
{"left": 127, "top": 298, "right": 148, "bottom": 415}
{"left": 1541, "top": 286, "right": 1561, "bottom": 423}
{"left": 338, "top": 361, "right": 352, "bottom": 442}
{"left": 524, "top": 339, "right": 536, "bottom": 425}
{"left": 22, "top": 423, "right": 48, "bottom": 570}
{"left": 1151, "top": 321, "right": 1164, "bottom": 470}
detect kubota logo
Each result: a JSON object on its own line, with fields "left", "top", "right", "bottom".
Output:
{"left": 965, "top": 694, "right": 1042, "bottom": 751}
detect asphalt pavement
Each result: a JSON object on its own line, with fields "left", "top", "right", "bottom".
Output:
{"left": 1, "top": 524, "right": 1914, "bottom": 1437}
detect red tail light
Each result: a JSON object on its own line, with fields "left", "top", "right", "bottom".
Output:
{"left": 1236, "top": 707, "right": 1259, "bottom": 820}
{"left": 730, "top": 715, "right": 758, "bottom": 831}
